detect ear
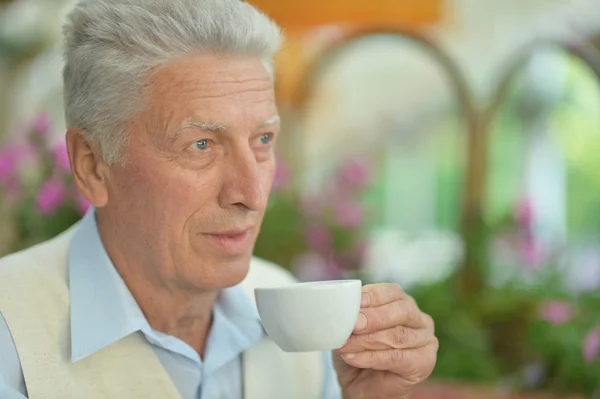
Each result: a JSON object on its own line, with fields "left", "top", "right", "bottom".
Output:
{"left": 66, "top": 128, "right": 110, "bottom": 208}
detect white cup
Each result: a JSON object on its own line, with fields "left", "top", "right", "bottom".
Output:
{"left": 254, "top": 279, "right": 362, "bottom": 352}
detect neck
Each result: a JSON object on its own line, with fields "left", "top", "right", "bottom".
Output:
{"left": 123, "top": 277, "right": 217, "bottom": 357}
{"left": 96, "top": 212, "right": 217, "bottom": 357}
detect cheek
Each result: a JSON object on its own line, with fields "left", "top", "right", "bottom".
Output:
{"left": 116, "top": 163, "right": 195, "bottom": 211}
{"left": 261, "top": 160, "right": 276, "bottom": 196}
{"left": 158, "top": 168, "right": 220, "bottom": 212}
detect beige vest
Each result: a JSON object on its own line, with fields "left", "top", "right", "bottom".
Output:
{"left": 0, "top": 226, "right": 323, "bottom": 399}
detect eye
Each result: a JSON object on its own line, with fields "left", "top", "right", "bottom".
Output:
{"left": 191, "top": 139, "right": 209, "bottom": 150}
{"left": 259, "top": 133, "right": 272, "bottom": 145}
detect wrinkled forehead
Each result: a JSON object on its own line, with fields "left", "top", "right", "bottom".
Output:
{"left": 149, "top": 54, "right": 274, "bottom": 100}
{"left": 141, "top": 54, "right": 277, "bottom": 132}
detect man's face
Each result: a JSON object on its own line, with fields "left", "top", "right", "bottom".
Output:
{"left": 103, "top": 55, "right": 278, "bottom": 290}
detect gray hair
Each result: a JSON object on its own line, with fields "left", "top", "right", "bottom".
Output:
{"left": 62, "top": 0, "right": 283, "bottom": 164}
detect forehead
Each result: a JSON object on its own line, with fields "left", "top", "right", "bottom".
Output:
{"left": 146, "top": 54, "right": 276, "bottom": 123}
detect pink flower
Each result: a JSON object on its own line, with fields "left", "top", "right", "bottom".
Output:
{"left": 36, "top": 178, "right": 66, "bottom": 215}
{"left": 74, "top": 190, "right": 91, "bottom": 215}
{"left": 333, "top": 201, "right": 363, "bottom": 228}
{"left": 0, "top": 151, "right": 16, "bottom": 181}
{"left": 0, "top": 144, "right": 39, "bottom": 179}
{"left": 306, "top": 225, "right": 332, "bottom": 253}
{"left": 337, "top": 157, "right": 370, "bottom": 191}
{"left": 0, "top": 145, "right": 37, "bottom": 203}
{"left": 52, "top": 142, "right": 71, "bottom": 172}
{"left": 515, "top": 198, "right": 533, "bottom": 227}
{"left": 583, "top": 327, "right": 600, "bottom": 364}
{"left": 33, "top": 112, "right": 51, "bottom": 136}
{"left": 272, "top": 161, "right": 289, "bottom": 190}
{"left": 292, "top": 252, "right": 341, "bottom": 281}
{"left": 0, "top": 145, "right": 26, "bottom": 180}
{"left": 521, "top": 234, "right": 548, "bottom": 270}
{"left": 538, "top": 300, "right": 574, "bottom": 325}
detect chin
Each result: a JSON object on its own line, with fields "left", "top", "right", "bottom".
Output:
{"left": 221, "top": 257, "right": 252, "bottom": 287}
{"left": 193, "top": 253, "right": 253, "bottom": 290}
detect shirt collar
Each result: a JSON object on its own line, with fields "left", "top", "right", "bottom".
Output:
{"left": 204, "top": 284, "right": 265, "bottom": 374}
{"left": 68, "top": 208, "right": 264, "bottom": 364}
{"left": 69, "top": 209, "right": 149, "bottom": 362}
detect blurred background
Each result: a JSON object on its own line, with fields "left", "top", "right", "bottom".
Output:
{"left": 2, "top": 0, "right": 600, "bottom": 397}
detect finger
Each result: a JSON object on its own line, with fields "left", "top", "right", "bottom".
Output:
{"left": 341, "top": 341, "right": 438, "bottom": 376}
{"left": 361, "top": 283, "right": 406, "bottom": 308}
{"left": 354, "top": 300, "right": 426, "bottom": 334}
{"left": 338, "top": 325, "right": 432, "bottom": 353}
{"left": 422, "top": 312, "right": 435, "bottom": 332}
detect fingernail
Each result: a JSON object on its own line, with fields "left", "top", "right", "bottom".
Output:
{"left": 354, "top": 312, "right": 367, "bottom": 331}
{"left": 343, "top": 353, "right": 356, "bottom": 360}
{"left": 361, "top": 293, "right": 371, "bottom": 307}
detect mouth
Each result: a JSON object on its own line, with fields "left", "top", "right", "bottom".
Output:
{"left": 200, "top": 228, "right": 252, "bottom": 256}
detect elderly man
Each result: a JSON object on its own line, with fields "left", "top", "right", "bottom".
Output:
{"left": 0, "top": 0, "right": 437, "bottom": 398}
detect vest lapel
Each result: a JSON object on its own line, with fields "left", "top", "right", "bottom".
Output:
{"left": 74, "top": 332, "right": 183, "bottom": 399}
{"left": 0, "top": 229, "right": 182, "bottom": 399}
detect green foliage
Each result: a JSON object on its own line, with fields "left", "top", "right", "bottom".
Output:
{"left": 409, "top": 261, "right": 600, "bottom": 396}
{"left": 410, "top": 279, "right": 504, "bottom": 382}
{"left": 11, "top": 188, "right": 83, "bottom": 252}
{"left": 527, "top": 289, "right": 600, "bottom": 394}
{"left": 253, "top": 190, "right": 308, "bottom": 270}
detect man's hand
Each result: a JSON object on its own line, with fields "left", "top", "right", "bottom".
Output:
{"left": 333, "top": 283, "right": 438, "bottom": 399}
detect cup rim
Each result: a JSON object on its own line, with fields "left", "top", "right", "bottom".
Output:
{"left": 254, "top": 279, "right": 362, "bottom": 292}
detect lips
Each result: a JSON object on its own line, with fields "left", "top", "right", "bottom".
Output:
{"left": 201, "top": 228, "right": 252, "bottom": 256}
{"left": 210, "top": 229, "right": 250, "bottom": 237}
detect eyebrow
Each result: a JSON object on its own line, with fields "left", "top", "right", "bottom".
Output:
{"left": 260, "top": 115, "right": 280, "bottom": 129}
{"left": 173, "top": 114, "right": 280, "bottom": 139}
{"left": 184, "top": 121, "right": 229, "bottom": 132}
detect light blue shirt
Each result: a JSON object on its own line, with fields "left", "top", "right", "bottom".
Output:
{"left": 0, "top": 209, "right": 342, "bottom": 398}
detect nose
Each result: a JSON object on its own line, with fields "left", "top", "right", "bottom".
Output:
{"left": 218, "top": 148, "right": 267, "bottom": 212}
